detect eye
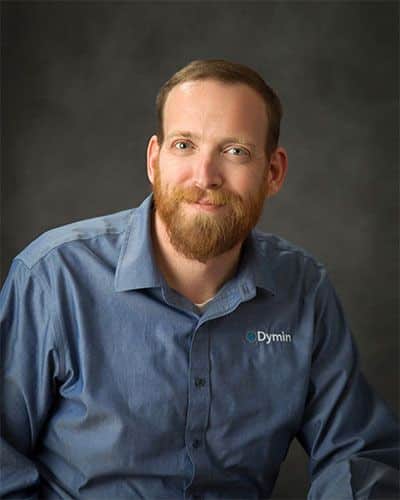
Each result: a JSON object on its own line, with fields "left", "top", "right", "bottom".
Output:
{"left": 225, "top": 146, "right": 249, "bottom": 157}
{"left": 174, "top": 140, "right": 192, "bottom": 151}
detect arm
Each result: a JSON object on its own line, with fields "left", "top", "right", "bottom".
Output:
{"left": 0, "top": 259, "right": 63, "bottom": 498}
{"left": 296, "top": 270, "right": 400, "bottom": 498}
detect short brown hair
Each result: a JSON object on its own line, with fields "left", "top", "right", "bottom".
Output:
{"left": 156, "top": 59, "right": 283, "bottom": 157}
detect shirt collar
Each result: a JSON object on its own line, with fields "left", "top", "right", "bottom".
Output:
{"left": 242, "top": 231, "right": 276, "bottom": 295}
{"left": 114, "top": 194, "right": 163, "bottom": 291}
{"left": 114, "top": 193, "right": 276, "bottom": 295}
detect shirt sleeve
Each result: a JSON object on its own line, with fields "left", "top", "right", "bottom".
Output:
{"left": 0, "top": 259, "right": 63, "bottom": 498}
{"left": 296, "top": 269, "right": 400, "bottom": 498}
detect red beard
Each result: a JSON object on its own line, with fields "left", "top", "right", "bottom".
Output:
{"left": 152, "top": 162, "right": 266, "bottom": 263}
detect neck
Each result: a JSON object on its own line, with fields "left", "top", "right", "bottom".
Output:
{"left": 151, "top": 210, "right": 243, "bottom": 305}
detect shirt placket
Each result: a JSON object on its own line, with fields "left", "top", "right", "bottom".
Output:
{"left": 184, "top": 320, "right": 211, "bottom": 500}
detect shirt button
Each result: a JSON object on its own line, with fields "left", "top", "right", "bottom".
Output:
{"left": 194, "top": 377, "right": 206, "bottom": 387}
{"left": 192, "top": 439, "right": 201, "bottom": 449}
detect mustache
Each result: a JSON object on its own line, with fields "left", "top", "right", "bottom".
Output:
{"left": 170, "top": 186, "right": 242, "bottom": 206}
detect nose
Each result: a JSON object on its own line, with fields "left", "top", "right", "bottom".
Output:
{"left": 193, "top": 151, "right": 223, "bottom": 190}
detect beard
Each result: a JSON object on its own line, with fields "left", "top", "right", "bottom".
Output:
{"left": 152, "top": 161, "right": 267, "bottom": 263}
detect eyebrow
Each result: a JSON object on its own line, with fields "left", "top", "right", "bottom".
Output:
{"left": 165, "top": 131, "right": 257, "bottom": 149}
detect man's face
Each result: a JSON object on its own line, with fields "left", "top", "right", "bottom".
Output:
{"left": 148, "top": 79, "right": 271, "bottom": 263}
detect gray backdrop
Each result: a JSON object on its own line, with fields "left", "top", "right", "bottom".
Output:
{"left": 1, "top": 1, "right": 399, "bottom": 497}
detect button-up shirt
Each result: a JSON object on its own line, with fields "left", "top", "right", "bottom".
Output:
{"left": 1, "top": 195, "right": 399, "bottom": 499}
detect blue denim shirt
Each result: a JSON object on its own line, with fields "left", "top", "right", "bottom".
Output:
{"left": 1, "top": 195, "right": 399, "bottom": 499}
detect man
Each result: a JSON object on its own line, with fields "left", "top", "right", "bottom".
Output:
{"left": 1, "top": 59, "right": 399, "bottom": 499}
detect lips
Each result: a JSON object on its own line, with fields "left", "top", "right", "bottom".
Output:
{"left": 194, "top": 197, "right": 224, "bottom": 207}
{"left": 196, "top": 201, "right": 219, "bottom": 207}
{"left": 194, "top": 202, "right": 224, "bottom": 211}
{"left": 184, "top": 198, "right": 224, "bottom": 212}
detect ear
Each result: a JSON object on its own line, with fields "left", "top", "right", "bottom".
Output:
{"left": 146, "top": 134, "right": 160, "bottom": 185}
{"left": 265, "top": 147, "right": 288, "bottom": 198}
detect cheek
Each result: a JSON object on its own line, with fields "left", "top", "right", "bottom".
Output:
{"left": 159, "top": 155, "right": 193, "bottom": 185}
{"left": 228, "top": 170, "right": 265, "bottom": 194}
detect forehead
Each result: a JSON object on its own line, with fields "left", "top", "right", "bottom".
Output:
{"left": 163, "top": 79, "right": 268, "bottom": 145}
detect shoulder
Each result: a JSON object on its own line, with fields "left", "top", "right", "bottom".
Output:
{"left": 253, "top": 229, "right": 324, "bottom": 267}
{"left": 251, "top": 229, "right": 328, "bottom": 295}
{"left": 15, "top": 209, "right": 134, "bottom": 270}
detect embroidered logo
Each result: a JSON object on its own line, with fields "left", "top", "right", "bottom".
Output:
{"left": 245, "top": 330, "right": 292, "bottom": 344}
